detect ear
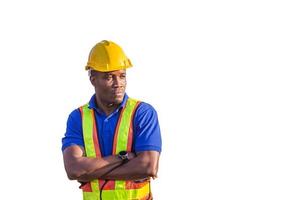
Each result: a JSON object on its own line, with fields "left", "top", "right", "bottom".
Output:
{"left": 90, "top": 75, "right": 96, "bottom": 87}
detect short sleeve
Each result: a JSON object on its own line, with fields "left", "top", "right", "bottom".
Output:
{"left": 133, "top": 102, "right": 162, "bottom": 153}
{"left": 61, "top": 108, "right": 84, "bottom": 151}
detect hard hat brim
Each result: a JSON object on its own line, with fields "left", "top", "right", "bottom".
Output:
{"left": 85, "top": 64, "right": 133, "bottom": 72}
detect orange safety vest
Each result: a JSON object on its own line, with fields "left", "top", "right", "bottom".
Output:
{"left": 79, "top": 98, "right": 152, "bottom": 200}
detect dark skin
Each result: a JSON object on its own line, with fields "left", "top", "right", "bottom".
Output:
{"left": 90, "top": 69, "right": 127, "bottom": 116}
{"left": 63, "top": 69, "right": 160, "bottom": 182}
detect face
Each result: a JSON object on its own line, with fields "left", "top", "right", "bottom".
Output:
{"left": 90, "top": 69, "right": 127, "bottom": 105}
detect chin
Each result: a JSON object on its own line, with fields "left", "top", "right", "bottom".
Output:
{"left": 113, "top": 95, "right": 124, "bottom": 104}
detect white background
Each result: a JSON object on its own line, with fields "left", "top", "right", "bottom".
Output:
{"left": 0, "top": 0, "right": 299, "bottom": 199}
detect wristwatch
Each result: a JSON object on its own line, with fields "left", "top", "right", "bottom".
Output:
{"left": 118, "top": 151, "right": 129, "bottom": 162}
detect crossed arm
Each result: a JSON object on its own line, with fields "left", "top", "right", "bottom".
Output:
{"left": 63, "top": 145, "right": 160, "bottom": 182}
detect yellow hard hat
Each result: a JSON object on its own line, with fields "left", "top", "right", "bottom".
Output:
{"left": 85, "top": 40, "right": 132, "bottom": 72}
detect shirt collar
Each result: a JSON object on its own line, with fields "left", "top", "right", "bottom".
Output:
{"left": 88, "top": 93, "right": 128, "bottom": 113}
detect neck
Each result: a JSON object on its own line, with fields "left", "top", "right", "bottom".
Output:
{"left": 95, "top": 97, "right": 120, "bottom": 116}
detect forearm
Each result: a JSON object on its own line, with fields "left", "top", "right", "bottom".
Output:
{"left": 63, "top": 146, "right": 122, "bottom": 180}
{"left": 101, "top": 156, "right": 155, "bottom": 180}
{"left": 76, "top": 156, "right": 121, "bottom": 173}
{"left": 77, "top": 161, "right": 122, "bottom": 182}
{"left": 77, "top": 151, "right": 159, "bottom": 181}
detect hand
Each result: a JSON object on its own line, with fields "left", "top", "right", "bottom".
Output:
{"left": 151, "top": 174, "right": 158, "bottom": 180}
{"left": 128, "top": 152, "right": 136, "bottom": 160}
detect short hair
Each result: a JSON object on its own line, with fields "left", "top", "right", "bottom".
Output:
{"left": 88, "top": 69, "right": 101, "bottom": 78}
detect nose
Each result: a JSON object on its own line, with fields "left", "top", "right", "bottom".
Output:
{"left": 112, "top": 76, "right": 125, "bottom": 88}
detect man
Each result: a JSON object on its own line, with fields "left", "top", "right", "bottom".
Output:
{"left": 62, "top": 40, "right": 162, "bottom": 200}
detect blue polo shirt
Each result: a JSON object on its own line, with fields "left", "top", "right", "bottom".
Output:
{"left": 61, "top": 94, "right": 162, "bottom": 156}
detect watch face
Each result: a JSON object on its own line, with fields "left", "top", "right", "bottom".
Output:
{"left": 119, "top": 151, "right": 128, "bottom": 160}
{"left": 119, "top": 151, "right": 127, "bottom": 156}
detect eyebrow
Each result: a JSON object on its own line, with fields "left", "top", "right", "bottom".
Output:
{"left": 106, "top": 72, "right": 126, "bottom": 75}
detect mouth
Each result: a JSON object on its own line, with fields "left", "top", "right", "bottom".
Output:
{"left": 112, "top": 91, "right": 124, "bottom": 96}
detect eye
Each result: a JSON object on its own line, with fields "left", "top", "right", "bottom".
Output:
{"left": 120, "top": 74, "right": 126, "bottom": 79}
{"left": 104, "top": 74, "right": 113, "bottom": 80}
